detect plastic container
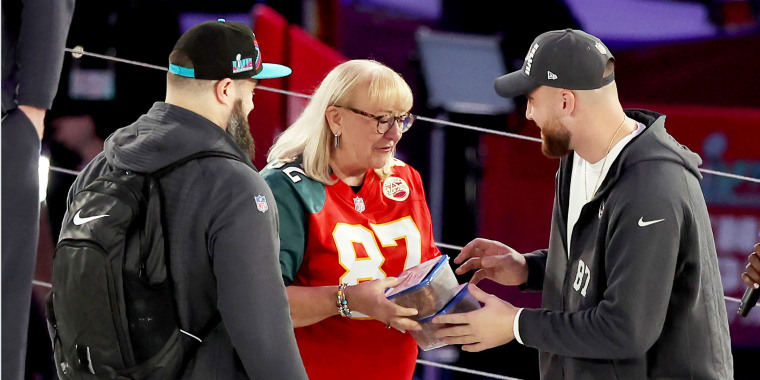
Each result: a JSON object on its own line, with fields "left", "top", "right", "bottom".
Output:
{"left": 385, "top": 255, "right": 459, "bottom": 320}
{"left": 411, "top": 283, "right": 482, "bottom": 351}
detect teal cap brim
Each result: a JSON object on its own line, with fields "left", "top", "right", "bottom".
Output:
{"left": 252, "top": 63, "right": 292, "bottom": 79}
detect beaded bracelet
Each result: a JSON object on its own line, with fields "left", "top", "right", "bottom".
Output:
{"left": 337, "top": 283, "right": 352, "bottom": 318}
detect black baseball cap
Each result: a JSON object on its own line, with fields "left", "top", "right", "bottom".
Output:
{"left": 494, "top": 29, "right": 614, "bottom": 98}
{"left": 169, "top": 19, "right": 291, "bottom": 80}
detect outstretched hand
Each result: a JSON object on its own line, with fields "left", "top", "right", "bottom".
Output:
{"left": 455, "top": 238, "right": 529, "bottom": 286}
{"left": 432, "top": 284, "right": 518, "bottom": 352}
{"left": 345, "top": 277, "right": 421, "bottom": 332}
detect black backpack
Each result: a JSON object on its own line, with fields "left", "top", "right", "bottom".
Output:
{"left": 46, "top": 151, "right": 241, "bottom": 379}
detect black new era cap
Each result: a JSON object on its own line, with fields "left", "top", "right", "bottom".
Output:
{"left": 494, "top": 29, "right": 614, "bottom": 98}
{"left": 169, "top": 19, "right": 291, "bottom": 80}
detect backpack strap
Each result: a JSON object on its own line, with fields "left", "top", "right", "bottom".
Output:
{"left": 151, "top": 151, "right": 248, "bottom": 178}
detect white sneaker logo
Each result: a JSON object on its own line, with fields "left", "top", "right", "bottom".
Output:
{"left": 73, "top": 211, "right": 109, "bottom": 226}
{"left": 638, "top": 217, "right": 664, "bottom": 227}
{"left": 547, "top": 71, "right": 558, "bottom": 80}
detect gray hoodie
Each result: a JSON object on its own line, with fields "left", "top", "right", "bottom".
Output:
{"left": 66, "top": 102, "right": 307, "bottom": 379}
{"left": 519, "top": 109, "right": 733, "bottom": 379}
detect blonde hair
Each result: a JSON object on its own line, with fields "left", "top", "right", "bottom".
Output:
{"left": 267, "top": 59, "right": 413, "bottom": 184}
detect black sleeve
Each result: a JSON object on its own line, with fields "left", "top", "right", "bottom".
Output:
{"left": 521, "top": 249, "right": 548, "bottom": 291}
{"left": 519, "top": 163, "right": 686, "bottom": 359}
{"left": 208, "top": 163, "right": 307, "bottom": 379}
{"left": 16, "top": 0, "right": 75, "bottom": 108}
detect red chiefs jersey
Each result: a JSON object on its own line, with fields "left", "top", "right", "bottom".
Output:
{"left": 262, "top": 158, "right": 441, "bottom": 380}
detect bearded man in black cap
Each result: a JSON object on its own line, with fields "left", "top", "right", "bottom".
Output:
{"left": 52, "top": 20, "right": 307, "bottom": 379}
{"left": 434, "top": 29, "right": 733, "bottom": 380}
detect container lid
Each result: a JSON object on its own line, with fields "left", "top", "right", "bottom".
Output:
{"left": 385, "top": 255, "right": 450, "bottom": 299}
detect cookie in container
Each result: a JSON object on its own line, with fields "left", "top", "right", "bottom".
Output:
{"left": 384, "top": 255, "right": 459, "bottom": 319}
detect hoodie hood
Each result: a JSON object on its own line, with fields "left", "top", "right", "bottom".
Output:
{"left": 104, "top": 102, "right": 253, "bottom": 173}
{"left": 593, "top": 109, "right": 703, "bottom": 197}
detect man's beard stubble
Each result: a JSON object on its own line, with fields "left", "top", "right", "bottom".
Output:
{"left": 540, "top": 115, "right": 572, "bottom": 158}
{"left": 227, "top": 99, "right": 255, "bottom": 159}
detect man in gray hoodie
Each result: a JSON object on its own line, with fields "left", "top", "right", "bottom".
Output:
{"left": 60, "top": 20, "right": 307, "bottom": 379}
{"left": 434, "top": 29, "right": 733, "bottom": 379}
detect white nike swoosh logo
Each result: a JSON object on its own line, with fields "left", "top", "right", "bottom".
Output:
{"left": 73, "top": 211, "right": 109, "bottom": 226}
{"left": 638, "top": 217, "right": 665, "bottom": 227}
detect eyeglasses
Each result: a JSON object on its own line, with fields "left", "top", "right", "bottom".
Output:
{"left": 335, "top": 105, "right": 415, "bottom": 134}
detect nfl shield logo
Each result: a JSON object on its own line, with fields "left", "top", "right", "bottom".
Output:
{"left": 255, "top": 195, "right": 268, "bottom": 213}
{"left": 353, "top": 197, "right": 365, "bottom": 213}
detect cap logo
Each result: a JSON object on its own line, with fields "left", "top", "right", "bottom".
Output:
{"left": 547, "top": 71, "right": 558, "bottom": 80}
{"left": 524, "top": 43, "right": 540, "bottom": 76}
{"left": 253, "top": 40, "right": 262, "bottom": 70}
{"left": 232, "top": 53, "right": 254, "bottom": 74}
{"left": 594, "top": 42, "right": 607, "bottom": 55}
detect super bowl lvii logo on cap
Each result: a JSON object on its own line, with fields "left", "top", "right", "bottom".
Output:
{"left": 253, "top": 40, "right": 262, "bottom": 70}
{"left": 232, "top": 53, "right": 254, "bottom": 74}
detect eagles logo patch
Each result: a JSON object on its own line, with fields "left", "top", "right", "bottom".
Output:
{"left": 382, "top": 177, "right": 409, "bottom": 201}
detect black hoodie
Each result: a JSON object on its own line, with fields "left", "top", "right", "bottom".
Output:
{"left": 518, "top": 109, "right": 733, "bottom": 379}
{"left": 65, "top": 102, "right": 308, "bottom": 379}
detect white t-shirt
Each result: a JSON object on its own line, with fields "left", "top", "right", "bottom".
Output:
{"left": 566, "top": 121, "right": 645, "bottom": 252}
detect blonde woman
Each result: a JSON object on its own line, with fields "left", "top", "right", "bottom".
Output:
{"left": 262, "top": 60, "right": 441, "bottom": 380}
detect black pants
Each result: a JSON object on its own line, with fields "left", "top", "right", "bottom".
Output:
{"left": 2, "top": 108, "right": 41, "bottom": 380}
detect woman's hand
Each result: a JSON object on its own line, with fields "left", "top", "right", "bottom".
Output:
{"left": 345, "top": 277, "right": 422, "bottom": 332}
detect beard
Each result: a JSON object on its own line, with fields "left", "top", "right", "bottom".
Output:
{"left": 540, "top": 115, "right": 571, "bottom": 158}
{"left": 227, "top": 99, "right": 255, "bottom": 158}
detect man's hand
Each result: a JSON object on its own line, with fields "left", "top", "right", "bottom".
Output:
{"left": 17, "top": 105, "right": 46, "bottom": 140}
{"left": 455, "top": 238, "right": 529, "bottom": 286}
{"left": 432, "top": 284, "right": 517, "bottom": 352}
{"left": 741, "top": 243, "right": 760, "bottom": 290}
